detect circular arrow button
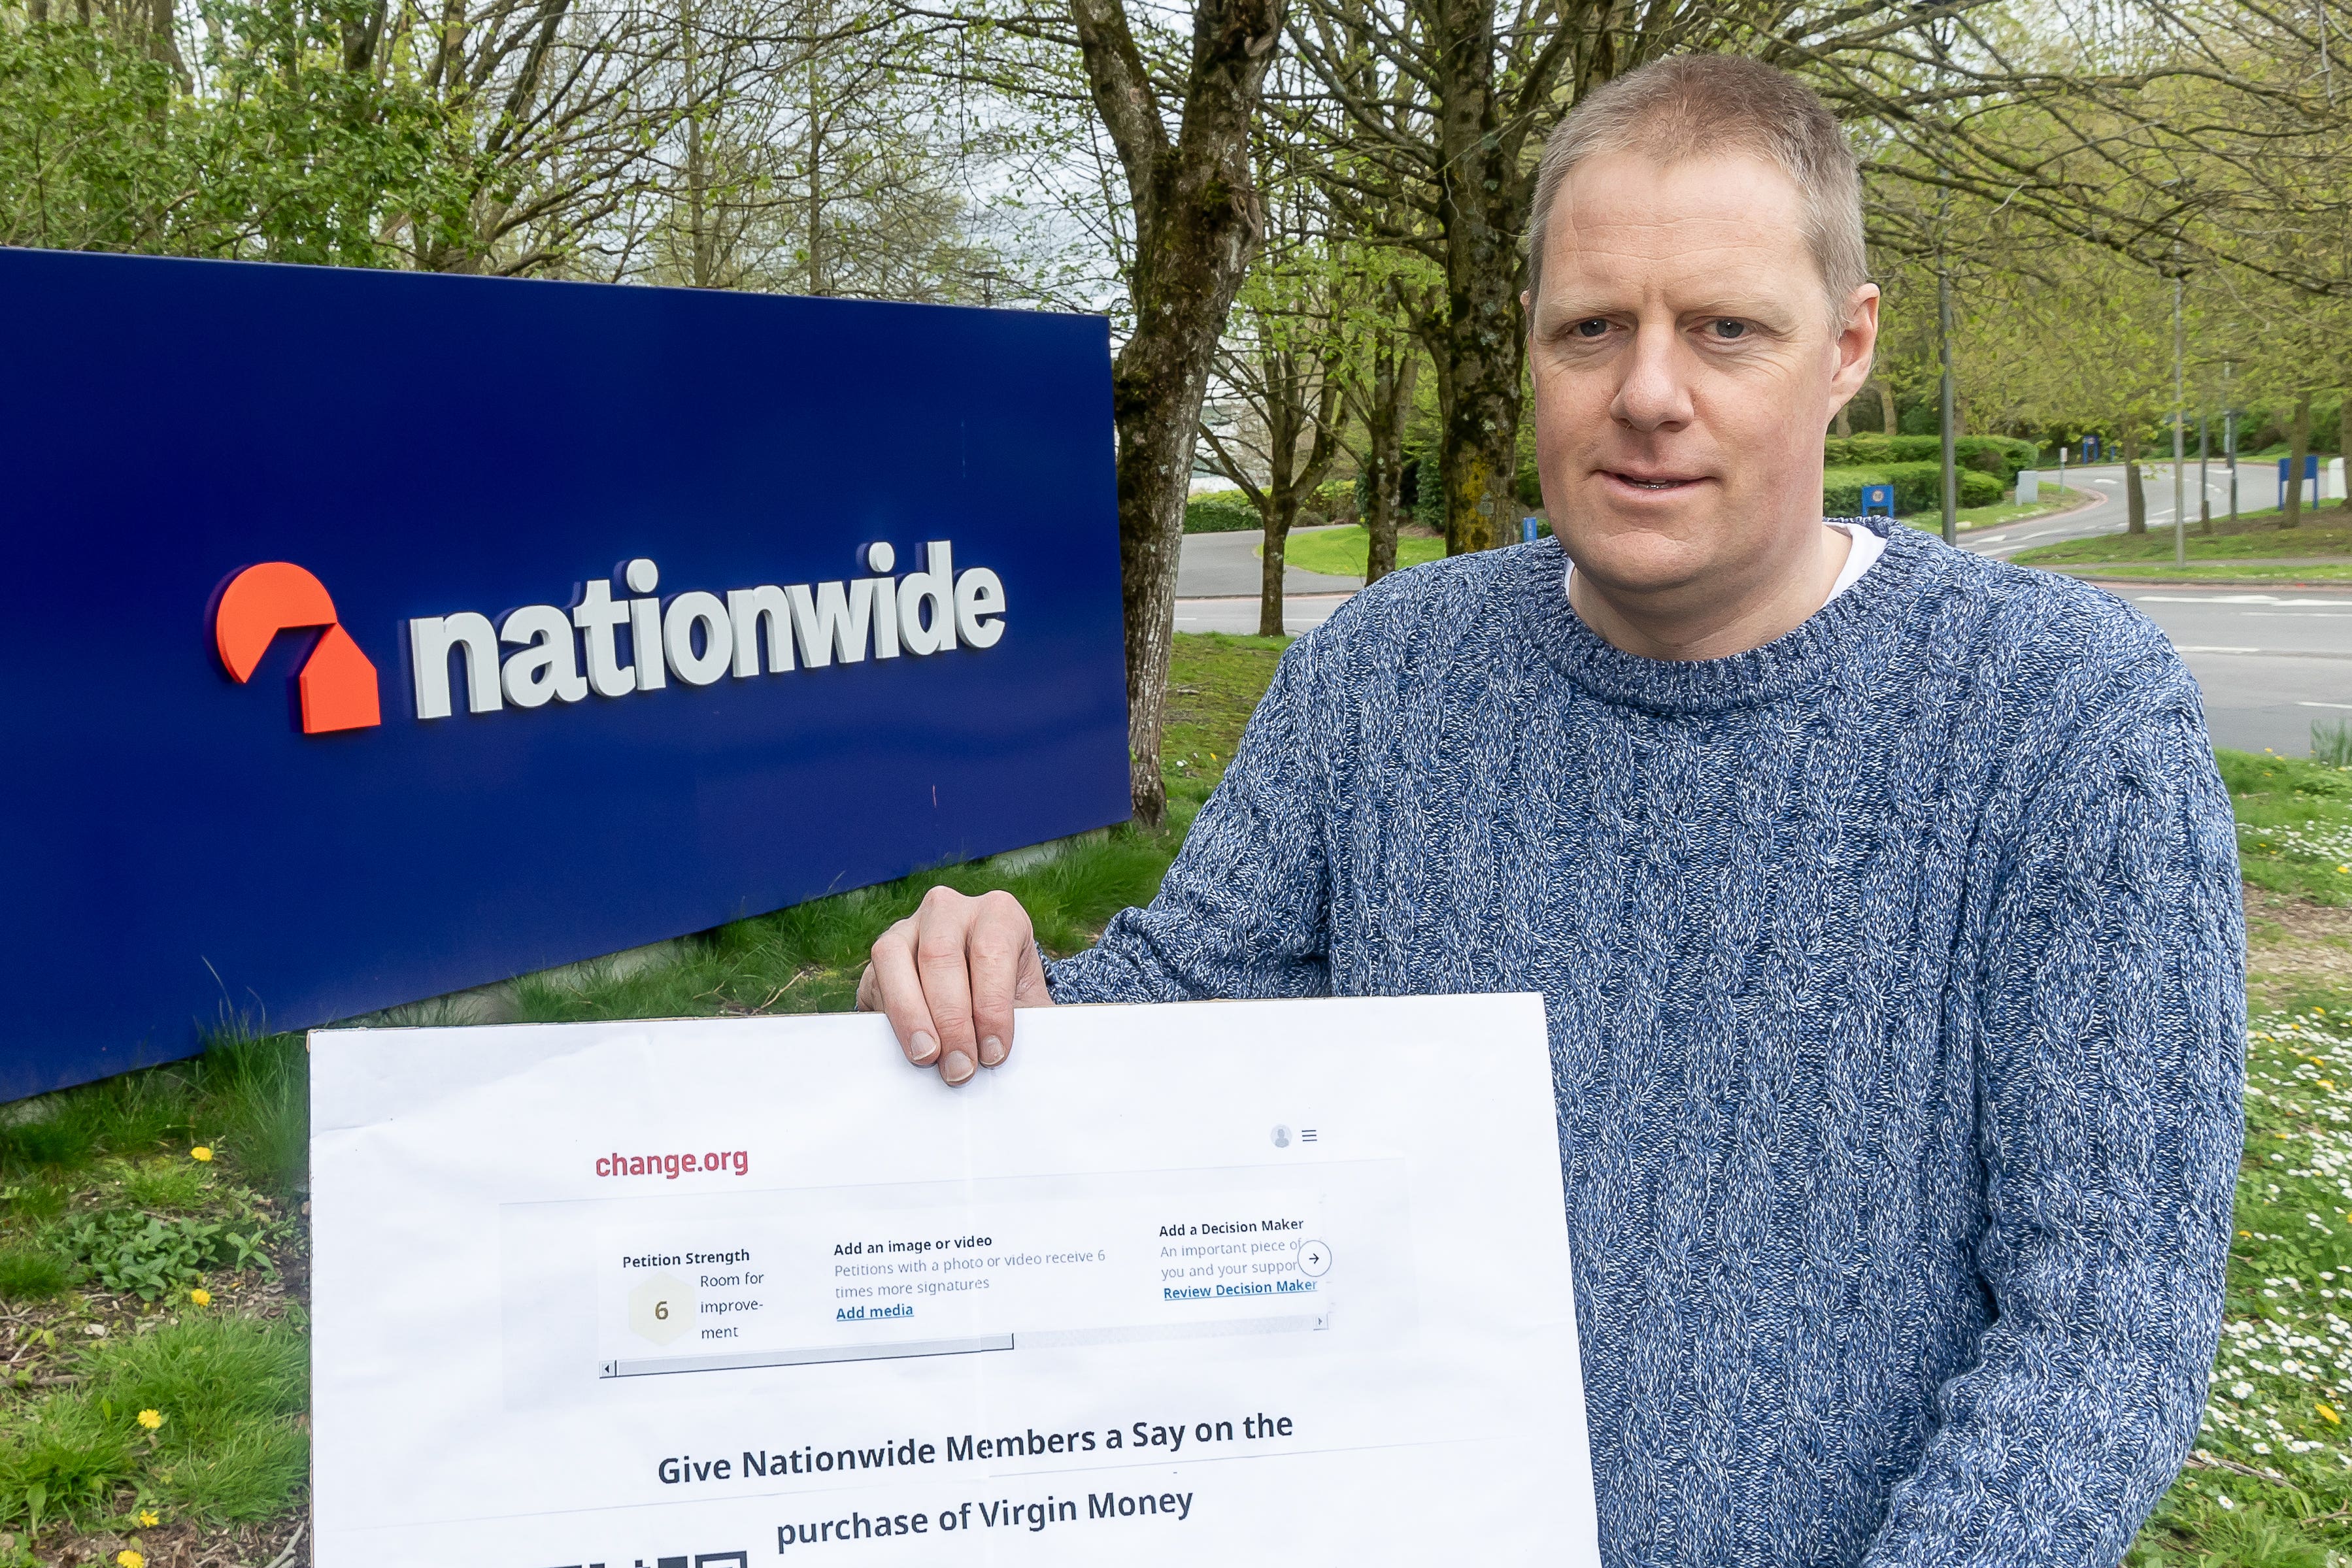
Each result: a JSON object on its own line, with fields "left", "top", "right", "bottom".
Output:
{"left": 1297, "top": 1239, "right": 1333, "bottom": 1278}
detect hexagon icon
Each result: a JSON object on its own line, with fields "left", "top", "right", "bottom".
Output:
{"left": 630, "top": 1273, "right": 696, "bottom": 1346}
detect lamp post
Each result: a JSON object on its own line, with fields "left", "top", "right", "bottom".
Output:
{"left": 2172, "top": 271, "right": 2186, "bottom": 566}
{"left": 2225, "top": 361, "right": 2239, "bottom": 525}
{"left": 1939, "top": 269, "right": 1958, "bottom": 546}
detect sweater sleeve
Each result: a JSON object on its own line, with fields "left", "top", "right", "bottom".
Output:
{"left": 1863, "top": 674, "right": 2245, "bottom": 1563}
{"left": 1045, "top": 637, "right": 1339, "bottom": 1005}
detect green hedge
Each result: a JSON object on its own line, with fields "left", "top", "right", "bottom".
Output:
{"left": 1824, "top": 434, "right": 2038, "bottom": 482}
{"left": 1184, "top": 490, "right": 1262, "bottom": 533}
{"left": 1824, "top": 461, "right": 2001, "bottom": 516}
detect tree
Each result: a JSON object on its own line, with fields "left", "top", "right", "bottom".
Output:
{"left": 1060, "top": 0, "right": 1286, "bottom": 825}
{"left": 1347, "top": 320, "right": 1420, "bottom": 582}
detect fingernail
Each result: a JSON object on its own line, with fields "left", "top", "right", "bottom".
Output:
{"left": 910, "top": 1030, "right": 938, "bottom": 1065}
{"left": 980, "top": 1035, "right": 1005, "bottom": 1067}
{"left": 943, "top": 1050, "right": 974, "bottom": 1084}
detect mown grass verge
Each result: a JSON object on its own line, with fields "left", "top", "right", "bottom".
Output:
{"left": 2015, "top": 503, "right": 2352, "bottom": 567}
{"left": 1278, "top": 525, "right": 1447, "bottom": 579}
{"left": 0, "top": 637, "right": 2344, "bottom": 1563}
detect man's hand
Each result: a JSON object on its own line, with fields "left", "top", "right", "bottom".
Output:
{"left": 856, "top": 887, "right": 1054, "bottom": 1084}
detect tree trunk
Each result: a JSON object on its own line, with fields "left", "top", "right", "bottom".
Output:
{"left": 2285, "top": 390, "right": 2312, "bottom": 528}
{"left": 1072, "top": 0, "right": 1281, "bottom": 825}
{"left": 1877, "top": 380, "right": 1898, "bottom": 437}
{"left": 1260, "top": 498, "right": 1294, "bottom": 637}
{"left": 1361, "top": 342, "right": 1417, "bottom": 584}
{"left": 1834, "top": 402, "right": 1851, "bottom": 438}
{"left": 2124, "top": 427, "right": 2146, "bottom": 534}
{"left": 1411, "top": 0, "right": 1526, "bottom": 556}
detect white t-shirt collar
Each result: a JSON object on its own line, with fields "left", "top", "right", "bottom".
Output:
{"left": 1561, "top": 518, "right": 1887, "bottom": 605}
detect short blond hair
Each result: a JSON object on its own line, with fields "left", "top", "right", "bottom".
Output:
{"left": 1524, "top": 55, "right": 1868, "bottom": 324}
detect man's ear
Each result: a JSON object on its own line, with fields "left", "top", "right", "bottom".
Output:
{"left": 1828, "top": 284, "right": 1881, "bottom": 405}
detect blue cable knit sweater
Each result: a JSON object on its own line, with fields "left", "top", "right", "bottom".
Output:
{"left": 1047, "top": 520, "right": 2245, "bottom": 1565}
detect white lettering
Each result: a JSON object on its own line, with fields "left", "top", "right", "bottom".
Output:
{"left": 954, "top": 567, "right": 1007, "bottom": 650}
{"left": 898, "top": 541, "right": 955, "bottom": 656}
{"left": 573, "top": 580, "right": 635, "bottom": 697}
{"left": 664, "top": 592, "right": 733, "bottom": 686}
{"left": 789, "top": 579, "right": 871, "bottom": 669}
{"left": 630, "top": 595, "right": 667, "bottom": 692}
{"left": 403, "top": 542, "right": 1004, "bottom": 722}
{"left": 728, "top": 586, "right": 794, "bottom": 676}
{"left": 410, "top": 612, "right": 502, "bottom": 719}
{"left": 499, "top": 605, "right": 588, "bottom": 708}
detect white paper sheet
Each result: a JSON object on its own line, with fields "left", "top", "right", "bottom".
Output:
{"left": 310, "top": 993, "right": 1595, "bottom": 1565}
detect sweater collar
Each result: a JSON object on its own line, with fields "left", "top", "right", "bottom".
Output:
{"left": 1528, "top": 516, "right": 1938, "bottom": 716}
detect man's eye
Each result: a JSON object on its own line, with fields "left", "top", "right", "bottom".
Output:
{"left": 1709, "top": 319, "right": 1749, "bottom": 339}
{"left": 1573, "top": 318, "right": 1610, "bottom": 339}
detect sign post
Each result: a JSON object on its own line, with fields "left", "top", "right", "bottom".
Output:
{"left": 1, "top": 250, "right": 1130, "bottom": 1100}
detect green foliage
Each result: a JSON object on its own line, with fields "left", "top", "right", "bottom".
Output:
{"left": 193, "top": 1030, "right": 308, "bottom": 1200}
{"left": 0, "top": 1314, "right": 309, "bottom": 1529}
{"left": 0, "top": 23, "right": 182, "bottom": 252}
{"left": 1283, "top": 525, "right": 1448, "bottom": 578}
{"left": 1184, "top": 490, "right": 1261, "bottom": 533}
{"left": 65, "top": 1209, "right": 285, "bottom": 1302}
{"left": 2221, "top": 750, "right": 2352, "bottom": 905}
{"left": 0, "top": 5, "right": 460, "bottom": 265}
{"left": 2013, "top": 510, "right": 2352, "bottom": 567}
{"left": 0, "top": 1246, "right": 76, "bottom": 1303}
{"left": 1824, "top": 461, "right": 2002, "bottom": 516}
{"left": 1824, "top": 434, "right": 2039, "bottom": 481}
{"left": 108, "top": 1156, "right": 212, "bottom": 1214}
{"left": 2315, "top": 722, "right": 2352, "bottom": 770}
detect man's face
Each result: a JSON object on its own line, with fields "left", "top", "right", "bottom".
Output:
{"left": 1526, "top": 152, "right": 1877, "bottom": 600}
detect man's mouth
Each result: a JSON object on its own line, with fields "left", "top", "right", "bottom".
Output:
{"left": 1606, "top": 470, "right": 1702, "bottom": 492}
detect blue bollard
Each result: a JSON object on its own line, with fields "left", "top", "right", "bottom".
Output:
{"left": 1861, "top": 484, "right": 1896, "bottom": 519}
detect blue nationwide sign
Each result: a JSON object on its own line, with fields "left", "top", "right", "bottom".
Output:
{"left": 1, "top": 248, "right": 1128, "bottom": 1100}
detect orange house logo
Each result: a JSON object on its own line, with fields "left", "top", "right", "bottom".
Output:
{"left": 213, "top": 563, "right": 381, "bottom": 733}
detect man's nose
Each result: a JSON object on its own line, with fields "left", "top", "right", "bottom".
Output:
{"left": 1611, "top": 325, "right": 1694, "bottom": 432}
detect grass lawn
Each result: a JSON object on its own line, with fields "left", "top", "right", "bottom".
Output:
{"left": 1942, "top": 484, "right": 2092, "bottom": 531}
{"left": 1279, "top": 525, "right": 1448, "bottom": 579}
{"left": 2053, "top": 562, "right": 2352, "bottom": 584}
{"left": 1, "top": 633, "right": 2347, "bottom": 1563}
{"left": 2014, "top": 503, "right": 2352, "bottom": 569}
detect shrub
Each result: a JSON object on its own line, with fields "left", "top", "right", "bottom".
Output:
{"left": 1824, "top": 434, "right": 2036, "bottom": 482}
{"left": 1824, "top": 461, "right": 2000, "bottom": 516}
{"left": 1183, "top": 490, "right": 1260, "bottom": 533}
{"left": 1308, "top": 477, "right": 1356, "bottom": 524}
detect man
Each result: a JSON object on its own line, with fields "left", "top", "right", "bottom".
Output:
{"left": 859, "top": 54, "right": 2243, "bottom": 1565}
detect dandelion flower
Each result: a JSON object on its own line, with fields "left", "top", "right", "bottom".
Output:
{"left": 137, "top": 1408, "right": 163, "bottom": 1430}
{"left": 2321, "top": 1403, "right": 2342, "bottom": 1424}
{"left": 118, "top": 1552, "right": 144, "bottom": 1568}
{"left": 188, "top": 1288, "right": 210, "bottom": 1308}
{"left": 137, "top": 1507, "right": 160, "bottom": 1526}
{"left": 189, "top": 1146, "right": 212, "bottom": 1163}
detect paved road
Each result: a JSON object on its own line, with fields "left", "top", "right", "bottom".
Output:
{"left": 1175, "top": 524, "right": 1362, "bottom": 597}
{"left": 1969, "top": 460, "right": 2297, "bottom": 561}
{"left": 1962, "top": 464, "right": 2352, "bottom": 754}
{"left": 2111, "top": 588, "right": 2352, "bottom": 756}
